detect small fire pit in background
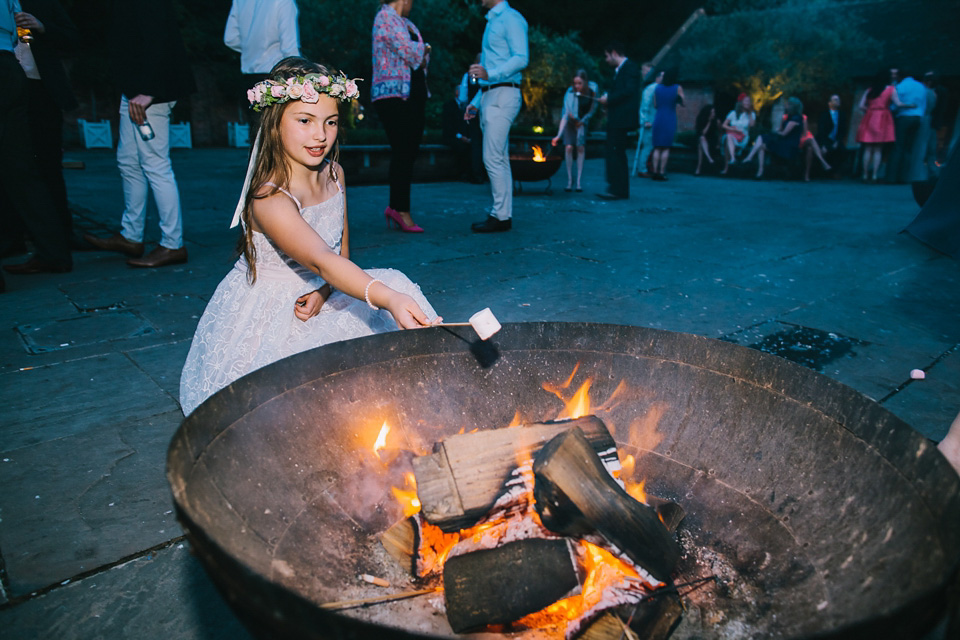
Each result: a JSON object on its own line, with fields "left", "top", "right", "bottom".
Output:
{"left": 510, "top": 144, "right": 562, "bottom": 193}
{"left": 167, "top": 323, "right": 960, "bottom": 639}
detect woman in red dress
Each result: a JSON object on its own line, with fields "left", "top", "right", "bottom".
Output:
{"left": 856, "top": 70, "right": 911, "bottom": 182}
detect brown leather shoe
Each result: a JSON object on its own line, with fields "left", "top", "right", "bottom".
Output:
{"left": 127, "top": 245, "right": 188, "bottom": 268}
{"left": 83, "top": 233, "right": 144, "bottom": 258}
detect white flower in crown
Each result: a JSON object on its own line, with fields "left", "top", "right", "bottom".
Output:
{"left": 287, "top": 83, "right": 304, "bottom": 99}
{"left": 328, "top": 83, "right": 344, "bottom": 98}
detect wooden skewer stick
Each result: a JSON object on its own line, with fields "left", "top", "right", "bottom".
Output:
{"left": 319, "top": 587, "right": 441, "bottom": 611}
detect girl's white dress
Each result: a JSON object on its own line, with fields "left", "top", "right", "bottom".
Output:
{"left": 179, "top": 181, "right": 437, "bottom": 415}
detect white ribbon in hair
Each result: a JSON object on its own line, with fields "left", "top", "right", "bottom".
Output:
{"left": 230, "top": 128, "right": 263, "bottom": 229}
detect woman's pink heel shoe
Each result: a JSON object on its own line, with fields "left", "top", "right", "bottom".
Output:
{"left": 385, "top": 207, "right": 424, "bottom": 233}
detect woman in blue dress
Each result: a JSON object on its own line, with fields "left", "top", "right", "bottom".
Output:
{"left": 650, "top": 68, "right": 684, "bottom": 181}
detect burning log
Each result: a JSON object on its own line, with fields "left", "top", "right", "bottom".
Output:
{"left": 533, "top": 427, "right": 680, "bottom": 583}
{"left": 412, "top": 416, "right": 618, "bottom": 532}
{"left": 442, "top": 538, "right": 584, "bottom": 633}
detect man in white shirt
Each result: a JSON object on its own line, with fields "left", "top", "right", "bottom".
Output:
{"left": 224, "top": 0, "right": 300, "bottom": 122}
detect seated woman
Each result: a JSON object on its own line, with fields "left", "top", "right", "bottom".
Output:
{"left": 743, "top": 96, "right": 805, "bottom": 179}
{"left": 720, "top": 93, "right": 755, "bottom": 174}
{"left": 799, "top": 114, "right": 831, "bottom": 181}
{"left": 694, "top": 104, "right": 719, "bottom": 175}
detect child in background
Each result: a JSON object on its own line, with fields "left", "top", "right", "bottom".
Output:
{"left": 179, "top": 57, "right": 439, "bottom": 415}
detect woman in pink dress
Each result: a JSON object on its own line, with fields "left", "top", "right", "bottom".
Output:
{"left": 856, "top": 71, "right": 911, "bottom": 182}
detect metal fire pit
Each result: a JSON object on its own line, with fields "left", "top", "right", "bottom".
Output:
{"left": 167, "top": 323, "right": 960, "bottom": 640}
{"left": 509, "top": 151, "right": 562, "bottom": 193}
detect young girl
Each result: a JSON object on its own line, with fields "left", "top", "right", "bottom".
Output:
{"left": 179, "top": 57, "right": 439, "bottom": 415}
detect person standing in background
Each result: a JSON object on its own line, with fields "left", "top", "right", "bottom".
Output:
{"left": 465, "top": 0, "right": 528, "bottom": 233}
{"left": 224, "top": 0, "right": 299, "bottom": 126}
{"left": 1, "top": 0, "right": 77, "bottom": 261}
{"left": 371, "top": 0, "right": 429, "bottom": 233}
{"left": 632, "top": 63, "right": 657, "bottom": 178}
{"left": 84, "top": 0, "right": 196, "bottom": 268}
{"left": 886, "top": 68, "right": 925, "bottom": 184}
{"left": 649, "top": 66, "right": 683, "bottom": 181}
{"left": 0, "top": 0, "right": 71, "bottom": 279}
{"left": 597, "top": 41, "right": 640, "bottom": 200}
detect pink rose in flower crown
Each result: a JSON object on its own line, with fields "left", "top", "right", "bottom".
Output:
{"left": 271, "top": 85, "right": 286, "bottom": 98}
{"left": 287, "top": 83, "right": 304, "bottom": 99}
{"left": 317, "top": 75, "right": 331, "bottom": 87}
{"left": 301, "top": 81, "right": 320, "bottom": 103}
{"left": 247, "top": 87, "right": 259, "bottom": 105}
{"left": 345, "top": 81, "right": 359, "bottom": 99}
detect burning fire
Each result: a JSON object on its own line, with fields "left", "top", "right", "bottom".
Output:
{"left": 391, "top": 472, "right": 421, "bottom": 518}
{"left": 373, "top": 421, "right": 390, "bottom": 459}
{"left": 382, "top": 364, "right": 667, "bottom": 634}
{"left": 531, "top": 145, "right": 546, "bottom": 162}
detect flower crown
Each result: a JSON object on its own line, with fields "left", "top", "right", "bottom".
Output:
{"left": 247, "top": 73, "right": 362, "bottom": 112}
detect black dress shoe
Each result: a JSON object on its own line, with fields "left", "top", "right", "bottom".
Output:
{"left": 595, "top": 192, "right": 626, "bottom": 200}
{"left": 471, "top": 216, "right": 512, "bottom": 233}
{"left": 3, "top": 257, "right": 73, "bottom": 274}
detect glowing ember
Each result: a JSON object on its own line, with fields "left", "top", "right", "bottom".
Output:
{"left": 373, "top": 421, "right": 390, "bottom": 459}
{"left": 531, "top": 145, "right": 546, "bottom": 162}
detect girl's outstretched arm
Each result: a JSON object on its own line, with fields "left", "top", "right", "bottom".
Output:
{"left": 252, "top": 191, "right": 431, "bottom": 328}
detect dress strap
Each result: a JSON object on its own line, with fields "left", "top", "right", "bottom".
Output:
{"left": 326, "top": 159, "right": 343, "bottom": 193}
{"left": 263, "top": 181, "right": 303, "bottom": 211}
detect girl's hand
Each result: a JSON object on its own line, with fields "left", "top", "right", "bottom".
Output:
{"left": 294, "top": 286, "right": 330, "bottom": 322}
{"left": 551, "top": 136, "right": 560, "bottom": 146}
{"left": 384, "top": 292, "right": 434, "bottom": 329}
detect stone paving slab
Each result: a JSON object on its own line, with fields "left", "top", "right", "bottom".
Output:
{"left": 0, "top": 411, "right": 183, "bottom": 595}
{"left": 0, "top": 542, "right": 252, "bottom": 640}
{"left": 0, "top": 351, "right": 178, "bottom": 448}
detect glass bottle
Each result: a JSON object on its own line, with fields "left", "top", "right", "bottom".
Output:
{"left": 138, "top": 120, "right": 155, "bottom": 141}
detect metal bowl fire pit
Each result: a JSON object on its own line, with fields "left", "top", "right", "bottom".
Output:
{"left": 167, "top": 323, "right": 960, "bottom": 639}
{"left": 509, "top": 144, "right": 562, "bottom": 191}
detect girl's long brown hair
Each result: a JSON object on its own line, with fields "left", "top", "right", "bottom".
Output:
{"left": 237, "top": 57, "right": 343, "bottom": 283}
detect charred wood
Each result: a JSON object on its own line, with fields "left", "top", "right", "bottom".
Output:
{"left": 532, "top": 427, "right": 680, "bottom": 583}
{"left": 413, "top": 416, "right": 617, "bottom": 532}
{"left": 442, "top": 538, "right": 584, "bottom": 633}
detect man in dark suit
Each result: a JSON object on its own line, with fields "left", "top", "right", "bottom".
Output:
{"left": 597, "top": 41, "right": 640, "bottom": 200}
{"left": 815, "top": 94, "right": 848, "bottom": 174}
{"left": 0, "top": 0, "right": 72, "bottom": 277}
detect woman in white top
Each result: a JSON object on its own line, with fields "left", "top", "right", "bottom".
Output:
{"left": 720, "top": 93, "right": 756, "bottom": 174}
{"left": 551, "top": 69, "right": 599, "bottom": 191}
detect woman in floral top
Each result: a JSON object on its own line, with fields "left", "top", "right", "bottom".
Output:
{"left": 372, "top": 0, "right": 430, "bottom": 233}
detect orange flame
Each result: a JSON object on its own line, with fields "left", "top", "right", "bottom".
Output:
{"left": 391, "top": 472, "right": 422, "bottom": 518}
{"left": 531, "top": 145, "right": 546, "bottom": 162}
{"left": 620, "top": 454, "right": 649, "bottom": 504}
{"left": 373, "top": 421, "right": 390, "bottom": 459}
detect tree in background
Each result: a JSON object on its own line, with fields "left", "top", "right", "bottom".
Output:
{"left": 520, "top": 26, "right": 598, "bottom": 129}
{"left": 679, "top": 2, "right": 877, "bottom": 113}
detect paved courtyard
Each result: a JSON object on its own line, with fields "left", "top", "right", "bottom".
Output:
{"left": 1, "top": 148, "right": 958, "bottom": 638}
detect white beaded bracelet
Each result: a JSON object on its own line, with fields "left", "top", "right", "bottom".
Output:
{"left": 364, "top": 278, "right": 384, "bottom": 310}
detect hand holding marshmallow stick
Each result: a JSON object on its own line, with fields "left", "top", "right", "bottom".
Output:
{"left": 432, "top": 308, "right": 502, "bottom": 341}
